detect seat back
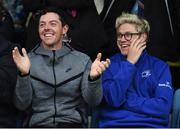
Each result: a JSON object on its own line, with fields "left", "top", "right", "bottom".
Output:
{"left": 171, "top": 89, "right": 180, "bottom": 127}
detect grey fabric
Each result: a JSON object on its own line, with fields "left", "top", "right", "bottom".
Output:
{"left": 171, "top": 89, "right": 180, "bottom": 127}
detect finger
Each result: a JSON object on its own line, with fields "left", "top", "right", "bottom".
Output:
{"left": 132, "top": 34, "right": 144, "bottom": 48}
{"left": 133, "top": 37, "right": 143, "bottom": 48}
{"left": 106, "top": 58, "right": 111, "bottom": 65}
{"left": 12, "top": 49, "right": 16, "bottom": 60}
{"left": 13, "top": 47, "right": 21, "bottom": 58}
{"left": 12, "top": 47, "right": 21, "bottom": 64}
{"left": 95, "top": 53, "right": 102, "bottom": 61}
{"left": 95, "top": 68, "right": 102, "bottom": 75}
{"left": 101, "top": 61, "right": 110, "bottom": 69}
{"left": 139, "top": 44, "right": 146, "bottom": 52}
{"left": 12, "top": 47, "right": 17, "bottom": 55}
{"left": 101, "top": 61, "right": 107, "bottom": 68}
{"left": 130, "top": 36, "right": 139, "bottom": 47}
{"left": 22, "top": 48, "right": 28, "bottom": 57}
{"left": 140, "top": 36, "right": 146, "bottom": 43}
{"left": 100, "top": 62, "right": 107, "bottom": 71}
{"left": 137, "top": 42, "right": 146, "bottom": 51}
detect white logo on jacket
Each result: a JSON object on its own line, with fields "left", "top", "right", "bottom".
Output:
{"left": 158, "top": 81, "right": 172, "bottom": 89}
{"left": 141, "top": 70, "right": 151, "bottom": 78}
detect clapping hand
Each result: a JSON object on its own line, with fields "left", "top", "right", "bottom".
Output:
{"left": 12, "top": 47, "right": 31, "bottom": 75}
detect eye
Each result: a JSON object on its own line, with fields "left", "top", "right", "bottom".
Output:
{"left": 125, "top": 33, "right": 132, "bottom": 38}
{"left": 117, "top": 33, "right": 123, "bottom": 38}
{"left": 50, "top": 22, "right": 57, "bottom": 27}
{"left": 39, "top": 23, "right": 45, "bottom": 28}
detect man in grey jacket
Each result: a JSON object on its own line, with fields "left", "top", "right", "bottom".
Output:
{"left": 12, "top": 7, "right": 110, "bottom": 128}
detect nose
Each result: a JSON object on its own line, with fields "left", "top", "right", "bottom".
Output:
{"left": 44, "top": 25, "right": 49, "bottom": 30}
{"left": 44, "top": 24, "right": 50, "bottom": 30}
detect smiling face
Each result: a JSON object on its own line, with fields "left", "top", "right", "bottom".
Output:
{"left": 39, "top": 12, "right": 68, "bottom": 50}
{"left": 117, "top": 23, "right": 141, "bottom": 56}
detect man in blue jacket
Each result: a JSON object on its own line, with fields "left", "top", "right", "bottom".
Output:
{"left": 99, "top": 12, "right": 174, "bottom": 128}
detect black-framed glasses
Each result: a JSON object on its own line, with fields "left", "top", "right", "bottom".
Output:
{"left": 117, "top": 32, "right": 141, "bottom": 41}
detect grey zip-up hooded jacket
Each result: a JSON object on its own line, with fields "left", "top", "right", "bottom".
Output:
{"left": 14, "top": 44, "right": 102, "bottom": 127}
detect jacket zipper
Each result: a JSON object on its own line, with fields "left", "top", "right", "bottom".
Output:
{"left": 52, "top": 50, "right": 57, "bottom": 127}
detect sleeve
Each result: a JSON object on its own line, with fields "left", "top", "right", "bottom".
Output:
{"left": 14, "top": 75, "right": 33, "bottom": 111}
{"left": 125, "top": 63, "right": 174, "bottom": 118}
{"left": 81, "top": 59, "right": 103, "bottom": 106}
{"left": 102, "top": 60, "right": 136, "bottom": 107}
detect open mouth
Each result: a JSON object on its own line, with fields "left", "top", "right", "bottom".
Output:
{"left": 44, "top": 33, "right": 54, "bottom": 37}
{"left": 121, "top": 44, "right": 130, "bottom": 48}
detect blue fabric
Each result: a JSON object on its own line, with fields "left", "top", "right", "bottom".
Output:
{"left": 131, "top": 0, "right": 138, "bottom": 14}
{"left": 131, "top": 0, "right": 144, "bottom": 17}
{"left": 137, "top": 0, "right": 144, "bottom": 17}
{"left": 99, "top": 51, "right": 174, "bottom": 128}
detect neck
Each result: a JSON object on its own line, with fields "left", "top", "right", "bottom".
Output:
{"left": 42, "top": 42, "right": 63, "bottom": 50}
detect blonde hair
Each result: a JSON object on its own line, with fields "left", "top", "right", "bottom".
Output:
{"left": 115, "top": 12, "right": 150, "bottom": 34}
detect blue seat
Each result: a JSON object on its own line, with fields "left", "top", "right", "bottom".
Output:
{"left": 171, "top": 89, "right": 180, "bottom": 127}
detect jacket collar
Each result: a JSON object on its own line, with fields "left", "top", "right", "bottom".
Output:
{"left": 33, "top": 43, "right": 72, "bottom": 58}
{"left": 135, "top": 50, "right": 148, "bottom": 66}
{"left": 120, "top": 50, "right": 148, "bottom": 66}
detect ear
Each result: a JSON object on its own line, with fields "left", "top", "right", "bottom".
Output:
{"left": 62, "top": 24, "right": 69, "bottom": 34}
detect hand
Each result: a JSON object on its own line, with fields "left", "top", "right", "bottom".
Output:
{"left": 127, "top": 34, "right": 146, "bottom": 64}
{"left": 12, "top": 47, "right": 31, "bottom": 75}
{"left": 90, "top": 53, "right": 110, "bottom": 80}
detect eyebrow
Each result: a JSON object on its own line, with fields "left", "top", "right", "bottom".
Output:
{"left": 40, "top": 20, "right": 59, "bottom": 23}
{"left": 117, "top": 31, "right": 137, "bottom": 34}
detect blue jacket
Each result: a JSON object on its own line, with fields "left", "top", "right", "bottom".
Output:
{"left": 99, "top": 51, "right": 174, "bottom": 128}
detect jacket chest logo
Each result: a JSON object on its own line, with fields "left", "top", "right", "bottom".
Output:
{"left": 65, "top": 68, "right": 72, "bottom": 72}
{"left": 141, "top": 70, "right": 151, "bottom": 78}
